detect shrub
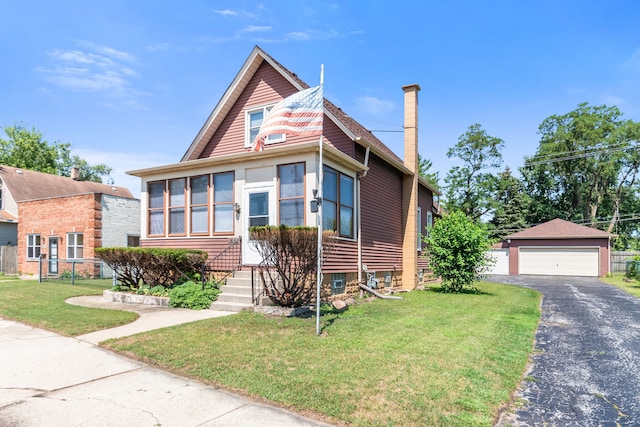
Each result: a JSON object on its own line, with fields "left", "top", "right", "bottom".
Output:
{"left": 168, "top": 280, "right": 220, "bottom": 310}
{"left": 249, "top": 225, "right": 336, "bottom": 308}
{"left": 626, "top": 255, "right": 640, "bottom": 279}
{"left": 425, "top": 211, "right": 493, "bottom": 293}
{"left": 96, "top": 247, "right": 207, "bottom": 290}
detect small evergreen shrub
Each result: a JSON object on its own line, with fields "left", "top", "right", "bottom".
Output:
{"left": 626, "top": 256, "right": 640, "bottom": 279}
{"left": 168, "top": 280, "right": 220, "bottom": 310}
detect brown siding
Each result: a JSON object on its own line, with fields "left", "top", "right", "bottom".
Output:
{"left": 508, "top": 238, "right": 610, "bottom": 276}
{"left": 199, "top": 61, "right": 357, "bottom": 160}
{"left": 323, "top": 239, "right": 358, "bottom": 273}
{"left": 360, "top": 153, "right": 403, "bottom": 271}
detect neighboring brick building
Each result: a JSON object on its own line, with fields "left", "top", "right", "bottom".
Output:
{"left": 0, "top": 165, "right": 140, "bottom": 278}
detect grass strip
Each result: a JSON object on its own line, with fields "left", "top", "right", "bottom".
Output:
{"left": 0, "top": 279, "right": 138, "bottom": 336}
{"left": 105, "top": 281, "right": 540, "bottom": 426}
{"left": 600, "top": 273, "right": 640, "bottom": 298}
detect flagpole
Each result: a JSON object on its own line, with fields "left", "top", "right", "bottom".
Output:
{"left": 316, "top": 64, "right": 324, "bottom": 336}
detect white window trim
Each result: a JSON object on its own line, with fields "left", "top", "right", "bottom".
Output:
{"left": 245, "top": 105, "right": 286, "bottom": 148}
{"left": 417, "top": 206, "right": 422, "bottom": 251}
{"left": 27, "top": 234, "right": 41, "bottom": 260}
{"left": 67, "top": 232, "right": 84, "bottom": 261}
{"left": 426, "top": 211, "right": 433, "bottom": 238}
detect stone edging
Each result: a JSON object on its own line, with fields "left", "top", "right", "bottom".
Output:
{"left": 103, "top": 290, "right": 170, "bottom": 307}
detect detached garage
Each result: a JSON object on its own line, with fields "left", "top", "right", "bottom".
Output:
{"left": 502, "top": 218, "right": 616, "bottom": 277}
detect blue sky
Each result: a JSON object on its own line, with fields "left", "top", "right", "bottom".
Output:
{"left": 1, "top": 1, "right": 640, "bottom": 197}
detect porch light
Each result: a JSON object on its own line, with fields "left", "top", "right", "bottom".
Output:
{"left": 233, "top": 203, "right": 241, "bottom": 214}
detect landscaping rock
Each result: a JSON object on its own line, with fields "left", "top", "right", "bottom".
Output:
{"left": 345, "top": 298, "right": 356, "bottom": 306}
{"left": 103, "top": 290, "right": 170, "bottom": 307}
{"left": 332, "top": 300, "right": 347, "bottom": 310}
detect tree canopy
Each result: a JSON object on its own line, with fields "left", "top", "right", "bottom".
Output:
{"left": 444, "top": 124, "right": 504, "bottom": 221}
{"left": 0, "top": 123, "right": 112, "bottom": 183}
{"left": 520, "top": 103, "right": 640, "bottom": 237}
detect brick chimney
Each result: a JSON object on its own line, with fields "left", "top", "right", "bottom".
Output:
{"left": 401, "top": 84, "right": 420, "bottom": 290}
{"left": 70, "top": 166, "right": 80, "bottom": 181}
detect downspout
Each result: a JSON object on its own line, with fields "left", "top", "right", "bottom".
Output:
{"left": 358, "top": 282, "right": 403, "bottom": 300}
{"left": 357, "top": 146, "right": 371, "bottom": 286}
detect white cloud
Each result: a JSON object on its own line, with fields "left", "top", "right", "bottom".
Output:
{"left": 355, "top": 96, "right": 396, "bottom": 116}
{"left": 287, "top": 32, "right": 310, "bottom": 41}
{"left": 147, "top": 42, "right": 171, "bottom": 52}
{"left": 212, "top": 9, "right": 237, "bottom": 16}
{"left": 242, "top": 25, "right": 271, "bottom": 33}
{"left": 212, "top": 8, "right": 257, "bottom": 19}
{"left": 39, "top": 43, "right": 142, "bottom": 107}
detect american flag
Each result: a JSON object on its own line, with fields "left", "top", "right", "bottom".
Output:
{"left": 252, "top": 85, "right": 323, "bottom": 151}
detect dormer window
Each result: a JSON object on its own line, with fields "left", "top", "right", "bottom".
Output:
{"left": 246, "top": 106, "right": 286, "bottom": 148}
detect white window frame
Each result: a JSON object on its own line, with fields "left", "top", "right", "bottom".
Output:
{"left": 245, "top": 106, "right": 286, "bottom": 148}
{"left": 67, "top": 232, "right": 84, "bottom": 261}
{"left": 417, "top": 206, "right": 422, "bottom": 251}
{"left": 27, "top": 234, "right": 41, "bottom": 260}
{"left": 426, "top": 211, "right": 433, "bottom": 238}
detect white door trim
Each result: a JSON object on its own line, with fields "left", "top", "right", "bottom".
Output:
{"left": 242, "top": 183, "right": 276, "bottom": 265}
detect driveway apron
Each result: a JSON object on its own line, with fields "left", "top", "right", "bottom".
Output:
{"left": 492, "top": 275, "right": 640, "bottom": 426}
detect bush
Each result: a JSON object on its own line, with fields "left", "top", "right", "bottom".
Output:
{"left": 96, "top": 247, "right": 207, "bottom": 290}
{"left": 626, "top": 256, "right": 640, "bottom": 279}
{"left": 249, "top": 225, "right": 336, "bottom": 307}
{"left": 168, "top": 280, "right": 220, "bottom": 310}
{"left": 425, "top": 211, "right": 493, "bottom": 293}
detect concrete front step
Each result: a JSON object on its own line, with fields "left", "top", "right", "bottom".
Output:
{"left": 225, "top": 277, "right": 255, "bottom": 289}
{"left": 209, "top": 301, "right": 254, "bottom": 312}
{"left": 216, "top": 292, "right": 253, "bottom": 304}
{"left": 232, "top": 270, "right": 256, "bottom": 280}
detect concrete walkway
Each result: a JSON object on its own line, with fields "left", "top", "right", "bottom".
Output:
{"left": 0, "top": 297, "right": 333, "bottom": 426}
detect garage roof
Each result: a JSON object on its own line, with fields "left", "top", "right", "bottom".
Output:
{"left": 504, "top": 218, "right": 617, "bottom": 240}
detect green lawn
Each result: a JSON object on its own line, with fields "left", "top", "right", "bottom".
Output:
{"left": 0, "top": 279, "right": 138, "bottom": 336}
{"left": 600, "top": 273, "right": 640, "bottom": 298}
{"left": 104, "top": 281, "right": 541, "bottom": 426}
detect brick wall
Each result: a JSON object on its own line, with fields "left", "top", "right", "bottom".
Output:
{"left": 17, "top": 194, "right": 101, "bottom": 277}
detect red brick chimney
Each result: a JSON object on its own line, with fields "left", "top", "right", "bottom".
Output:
{"left": 70, "top": 167, "right": 80, "bottom": 181}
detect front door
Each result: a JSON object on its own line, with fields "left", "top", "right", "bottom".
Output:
{"left": 48, "top": 237, "right": 58, "bottom": 275}
{"left": 242, "top": 185, "right": 276, "bottom": 265}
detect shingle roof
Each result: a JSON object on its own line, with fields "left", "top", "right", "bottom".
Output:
{"left": 504, "top": 218, "right": 617, "bottom": 240}
{"left": 0, "top": 165, "right": 136, "bottom": 201}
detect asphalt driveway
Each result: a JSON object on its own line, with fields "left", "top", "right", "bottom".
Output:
{"left": 491, "top": 275, "right": 640, "bottom": 426}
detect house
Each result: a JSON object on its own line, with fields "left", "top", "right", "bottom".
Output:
{"left": 127, "top": 46, "right": 440, "bottom": 297}
{"left": 0, "top": 165, "right": 140, "bottom": 278}
{"left": 487, "top": 218, "right": 616, "bottom": 277}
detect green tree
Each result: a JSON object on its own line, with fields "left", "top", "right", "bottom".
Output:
{"left": 444, "top": 124, "right": 504, "bottom": 221}
{"left": 418, "top": 154, "right": 440, "bottom": 190}
{"left": 0, "top": 123, "right": 112, "bottom": 183}
{"left": 489, "top": 167, "right": 530, "bottom": 238}
{"left": 521, "top": 103, "right": 640, "bottom": 240}
{"left": 425, "top": 211, "right": 493, "bottom": 293}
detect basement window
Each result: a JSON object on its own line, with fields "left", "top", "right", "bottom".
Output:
{"left": 331, "top": 273, "right": 346, "bottom": 295}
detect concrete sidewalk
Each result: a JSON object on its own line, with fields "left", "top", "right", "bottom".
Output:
{"left": 0, "top": 298, "right": 333, "bottom": 426}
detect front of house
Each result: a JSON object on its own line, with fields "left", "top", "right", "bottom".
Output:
{"left": 0, "top": 165, "right": 140, "bottom": 278}
{"left": 128, "top": 46, "right": 439, "bottom": 297}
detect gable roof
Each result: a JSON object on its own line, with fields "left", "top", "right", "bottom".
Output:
{"left": 177, "top": 46, "right": 439, "bottom": 195}
{"left": 0, "top": 165, "right": 135, "bottom": 202}
{"left": 504, "top": 218, "right": 617, "bottom": 240}
{"left": 182, "top": 46, "right": 401, "bottom": 164}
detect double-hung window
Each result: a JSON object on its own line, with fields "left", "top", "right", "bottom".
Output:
{"left": 27, "top": 234, "right": 41, "bottom": 259}
{"left": 246, "top": 106, "right": 285, "bottom": 148}
{"left": 168, "top": 178, "right": 186, "bottom": 235}
{"left": 190, "top": 175, "right": 209, "bottom": 234}
{"left": 67, "top": 233, "right": 84, "bottom": 260}
{"left": 323, "top": 166, "right": 355, "bottom": 238}
{"left": 278, "top": 163, "right": 305, "bottom": 226}
{"left": 213, "top": 172, "right": 234, "bottom": 233}
{"left": 148, "top": 181, "right": 165, "bottom": 236}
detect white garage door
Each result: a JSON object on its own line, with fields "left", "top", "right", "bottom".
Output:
{"left": 486, "top": 249, "right": 509, "bottom": 275}
{"left": 519, "top": 247, "right": 599, "bottom": 277}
